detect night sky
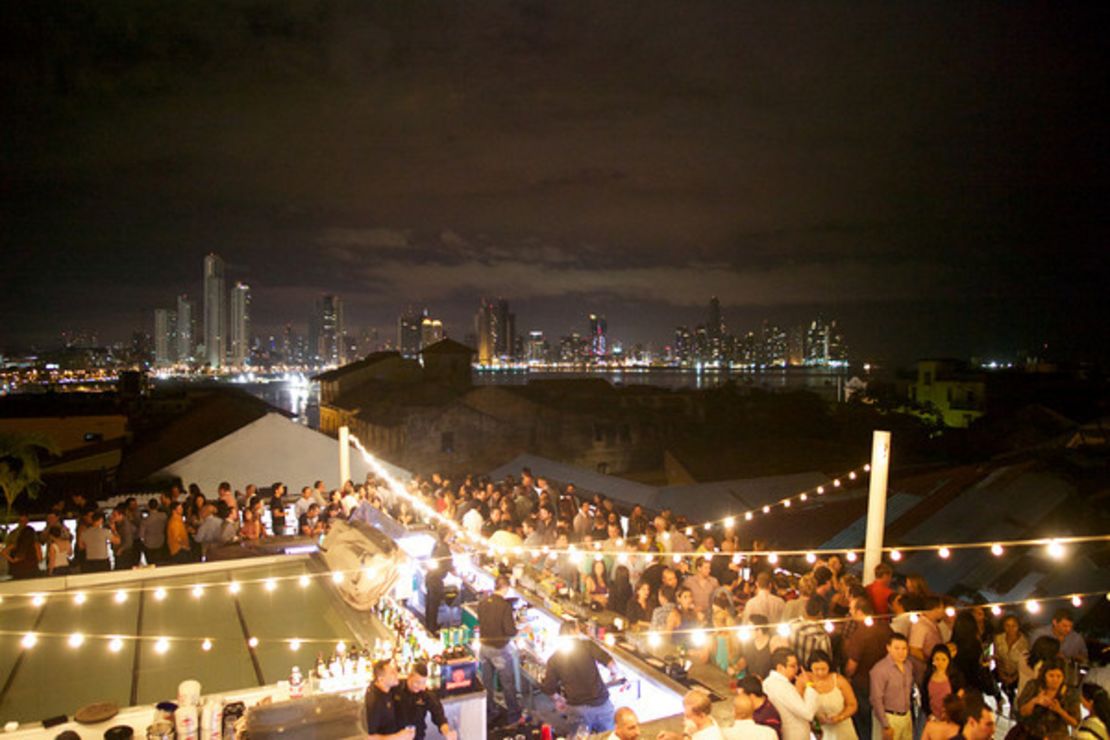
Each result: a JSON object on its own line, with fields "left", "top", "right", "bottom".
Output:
{"left": 2, "top": 2, "right": 1108, "bottom": 365}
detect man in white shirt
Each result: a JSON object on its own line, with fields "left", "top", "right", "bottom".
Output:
{"left": 741, "top": 571, "right": 786, "bottom": 625}
{"left": 658, "top": 689, "right": 725, "bottom": 740}
{"left": 462, "top": 505, "right": 483, "bottom": 536}
{"left": 606, "top": 706, "right": 641, "bottom": 740}
{"left": 762, "top": 648, "right": 819, "bottom": 740}
{"left": 723, "top": 694, "right": 778, "bottom": 740}
{"left": 294, "top": 486, "right": 316, "bottom": 519}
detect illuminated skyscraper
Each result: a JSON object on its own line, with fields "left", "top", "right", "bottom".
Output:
{"left": 588, "top": 314, "right": 607, "bottom": 358}
{"left": 420, "top": 315, "right": 444, "bottom": 349}
{"left": 398, "top": 309, "right": 423, "bottom": 358}
{"left": 203, "top": 253, "right": 226, "bottom": 368}
{"left": 315, "top": 294, "right": 345, "bottom": 366}
{"left": 475, "top": 299, "right": 495, "bottom": 365}
{"left": 176, "top": 294, "right": 194, "bottom": 362}
{"left": 154, "top": 308, "right": 176, "bottom": 367}
{"left": 475, "top": 298, "right": 515, "bottom": 363}
{"left": 229, "top": 282, "right": 251, "bottom": 367}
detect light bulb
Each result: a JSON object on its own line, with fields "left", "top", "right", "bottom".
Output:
{"left": 290, "top": 639, "right": 302, "bottom": 651}
{"left": 1026, "top": 600, "right": 1041, "bottom": 614}
{"left": 991, "top": 605, "right": 1002, "bottom": 617}
{"left": 846, "top": 551, "right": 858, "bottom": 562}
{"left": 704, "top": 523, "right": 712, "bottom": 531}
{"left": 833, "top": 479, "right": 841, "bottom": 487}
{"left": 824, "top": 621, "right": 835, "bottom": 633}
{"left": 909, "top": 613, "right": 920, "bottom": 624}
{"left": 73, "top": 592, "right": 87, "bottom": 605}
{"left": 154, "top": 587, "right": 167, "bottom": 601}
{"left": 805, "top": 553, "right": 816, "bottom": 563}
{"left": 762, "top": 506, "right": 770, "bottom": 514}
{"left": 745, "top": 512, "right": 753, "bottom": 521}
{"left": 1046, "top": 540, "right": 1065, "bottom": 560}
{"left": 332, "top": 571, "right": 344, "bottom": 584}
{"left": 192, "top": 585, "right": 205, "bottom": 598}
{"left": 800, "top": 493, "right": 807, "bottom": 502}
{"left": 31, "top": 594, "right": 45, "bottom": 608}
{"left": 990, "top": 544, "right": 1004, "bottom": 557}
{"left": 849, "top": 472, "right": 857, "bottom": 480}
{"left": 648, "top": 633, "right": 662, "bottom": 648}
{"left": 202, "top": 639, "right": 213, "bottom": 652}
{"left": 108, "top": 637, "right": 124, "bottom": 653}
{"left": 864, "top": 616, "right": 875, "bottom": 627}
{"left": 154, "top": 637, "right": 170, "bottom": 654}
{"left": 783, "top": 499, "right": 791, "bottom": 508}
{"left": 299, "top": 575, "right": 310, "bottom": 588}
{"left": 938, "top": 547, "right": 951, "bottom": 559}
{"left": 816, "top": 486, "right": 825, "bottom": 495}
{"left": 248, "top": 637, "right": 259, "bottom": 648}
{"left": 1071, "top": 595, "right": 1082, "bottom": 608}
{"left": 690, "top": 630, "right": 706, "bottom": 646}
{"left": 68, "top": 633, "right": 85, "bottom": 648}
{"left": 264, "top": 579, "right": 276, "bottom": 592}
{"left": 945, "top": 607, "right": 956, "bottom": 618}
{"left": 115, "top": 590, "right": 128, "bottom": 604}
{"left": 890, "top": 550, "right": 902, "bottom": 562}
{"left": 864, "top": 464, "right": 871, "bottom": 472}
{"left": 21, "top": 633, "right": 37, "bottom": 649}
{"left": 767, "top": 553, "right": 779, "bottom": 565}
{"left": 229, "top": 581, "right": 241, "bottom": 594}
{"left": 776, "top": 623, "right": 791, "bottom": 638}
{"left": 737, "top": 626, "right": 752, "bottom": 642}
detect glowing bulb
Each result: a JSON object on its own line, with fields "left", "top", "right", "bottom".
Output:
{"left": 704, "top": 523, "right": 712, "bottom": 531}
{"left": 762, "top": 506, "right": 770, "bottom": 514}
{"left": 31, "top": 594, "right": 45, "bottom": 608}
{"left": 991, "top": 544, "right": 1004, "bottom": 557}
{"left": 991, "top": 605, "right": 1002, "bottom": 617}
{"left": 154, "top": 587, "right": 167, "bottom": 601}
{"left": 672, "top": 554, "right": 682, "bottom": 564}
{"left": 192, "top": 585, "right": 205, "bottom": 598}
{"left": 849, "top": 472, "right": 857, "bottom": 480}
{"left": 816, "top": 486, "right": 824, "bottom": 495}
{"left": 290, "top": 639, "right": 302, "bottom": 651}
{"left": 1026, "top": 600, "right": 1041, "bottom": 614}
{"left": 890, "top": 550, "right": 902, "bottom": 562}
{"left": 229, "top": 581, "right": 241, "bottom": 594}
{"left": 864, "top": 464, "right": 871, "bottom": 472}
{"left": 685, "top": 527, "right": 694, "bottom": 536}
{"left": 264, "top": 579, "right": 277, "bottom": 592}
{"left": 1046, "top": 540, "right": 1065, "bottom": 560}
{"left": 115, "top": 590, "right": 128, "bottom": 604}
{"left": 833, "top": 479, "right": 841, "bottom": 487}
{"left": 1071, "top": 595, "right": 1082, "bottom": 608}
{"left": 732, "top": 554, "right": 742, "bottom": 564}
{"left": 617, "top": 553, "right": 629, "bottom": 565}
{"left": 745, "top": 512, "right": 753, "bottom": 521}
{"left": 824, "top": 620, "right": 835, "bottom": 633}
{"left": 846, "top": 551, "right": 858, "bottom": 562}
{"left": 783, "top": 499, "right": 791, "bottom": 508}
{"left": 73, "top": 592, "right": 87, "bottom": 605}
{"left": 154, "top": 637, "right": 170, "bottom": 654}
{"left": 945, "top": 606, "right": 956, "bottom": 618}
{"left": 938, "top": 547, "right": 951, "bottom": 559}
{"left": 805, "top": 552, "right": 816, "bottom": 564}
{"left": 776, "top": 623, "right": 791, "bottom": 638}
{"left": 336, "top": 640, "right": 346, "bottom": 654}
{"left": 737, "top": 626, "right": 752, "bottom": 642}
{"left": 725, "top": 517, "right": 736, "bottom": 528}
{"left": 248, "top": 637, "right": 259, "bottom": 648}
{"left": 800, "top": 493, "right": 808, "bottom": 502}
{"left": 648, "top": 633, "right": 662, "bottom": 648}
{"left": 640, "top": 535, "right": 648, "bottom": 544}
{"left": 68, "top": 633, "right": 85, "bottom": 648}
{"left": 595, "top": 553, "right": 605, "bottom": 562}
{"left": 690, "top": 630, "right": 707, "bottom": 646}
{"left": 108, "top": 637, "right": 124, "bottom": 653}
{"left": 332, "top": 571, "right": 345, "bottom": 584}
{"left": 21, "top": 633, "right": 37, "bottom": 649}
{"left": 202, "top": 639, "right": 213, "bottom": 652}
{"left": 768, "top": 553, "right": 779, "bottom": 565}
{"left": 299, "top": 575, "right": 310, "bottom": 588}
{"left": 909, "top": 613, "right": 920, "bottom": 624}
{"left": 426, "top": 559, "right": 438, "bottom": 571}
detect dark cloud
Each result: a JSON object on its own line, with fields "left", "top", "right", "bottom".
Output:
{"left": 1, "top": 1, "right": 1107, "bottom": 362}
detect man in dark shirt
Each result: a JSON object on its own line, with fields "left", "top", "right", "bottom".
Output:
{"left": 364, "top": 660, "right": 413, "bottom": 740}
{"left": 476, "top": 575, "right": 522, "bottom": 725}
{"left": 424, "top": 529, "right": 453, "bottom": 633}
{"left": 396, "top": 663, "right": 457, "bottom": 740}
{"left": 269, "top": 482, "right": 287, "bottom": 536}
{"left": 737, "top": 675, "right": 783, "bottom": 737}
{"left": 540, "top": 620, "right": 620, "bottom": 734}
{"left": 845, "top": 597, "right": 893, "bottom": 740}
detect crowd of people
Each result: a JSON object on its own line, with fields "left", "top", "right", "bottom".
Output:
{"left": 4, "top": 465, "right": 1107, "bottom": 740}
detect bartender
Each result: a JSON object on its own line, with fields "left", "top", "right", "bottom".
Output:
{"left": 397, "top": 663, "right": 458, "bottom": 740}
{"left": 364, "top": 660, "right": 414, "bottom": 740}
{"left": 540, "top": 620, "right": 621, "bottom": 734}
{"left": 476, "top": 574, "right": 523, "bottom": 725}
{"left": 424, "top": 527, "right": 453, "bottom": 633}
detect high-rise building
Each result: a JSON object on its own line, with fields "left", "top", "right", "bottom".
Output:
{"left": 804, "top": 317, "right": 848, "bottom": 366}
{"left": 475, "top": 299, "right": 496, "bottom": 365}
{"left": 420, "top": 316, "right": 444, "bottom": 349}
{"left": 398, "top": 310, "right": 423, "bottom": 357}
{"left": 229, "top": 282, "right": 251, "bottom": 367}
{"left": 674, "top": 326, "right": 693, "bottom": 365}
{"left": 315, "top": 294, "right": 345, "bottom": 367}
{"left": 176, "top": 294, "right": 194, "bottom": 362}
{"left": 760, "top": 322, "right": 788, "bottom": 367}
{"left": 203, "top": 253, "right": 227, "bottom": 368}
{"left": 707, "top": 297, "right": 724, "bottom": 362}
{"left": 494, "top": 299, "right": 515, "bottom": 360}
{"left": 526, "top": 331, "right": 547, "bottom": 363}
{"left": 588, "top": 314, "right": 607, "bottom": 359}
{"left": 154, "top": 309, "right": 177, "bottom": 367}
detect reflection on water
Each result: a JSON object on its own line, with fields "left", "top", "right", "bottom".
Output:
{"left": 235, "top": 368, "right": 850, "bottom": 431}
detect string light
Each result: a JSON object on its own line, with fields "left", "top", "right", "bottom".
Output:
{"left": 192, "top": 585, "right": 205, "bottom": 598}
{"left": 945, "top": 606, "right": 956, "bottom": 618}
{"left": 776, "top": 623, "right": 791, "bottom": 638}
{"left": 115, "top": 589, "right": 128, "bottom": 604}
{"left": 31, "top": 594, "right": 45, "bottom": 608}
{"left": 833, "top": 479, "right": 841, "bottom": 487}
{"left": 805, "top": 553, "right": 817, "bottom": 564}
{"left": 991, "top": 544, "right": 1004, "bottom": 556}
{"left": 768, "top": 553, "right": 779, "bottom": 565}
{"left": 67, "top": 633, "right": 85, "bottom": 648}
{"left": 264, "top": 579, "right": 277, "bottom": 592}
{"left": 737, "top": 626, "right": 752, "bottom": 642}
{"left": 229, "top": 581, "right": 241, "bottom": 594}
{"left": 1071, "top": 595, "right": 1082, "bottom": 607}
{"left": 21, "top": 633, "right": 37, "bottom": 649}
{"left": 648, "top": 633, "right": 662, "bottom": 648}
{"left": 938, "top": 547, "right": 951, "bottom": 559}
{"left": 332, "top": 571, "right": 345, "bottom": 584}
{"left": 73, "top": 592, "right": 87, "bottom": 605}
{"left": 846, "top": 551, "right": 858, "bottom": 563}
{"left": 154, "top": 587, "right": 167, "bottom": 601}
{"left": 202, "top": 639, "right": 213, "bottom": 652}
{"left": 991, "top": 605, "right": 1002, "bottom": 617}
{"left": 1026, "top": 600, "right": 1041, "bottom": 614}
{"left": 108, "top": 636, "right": 123, "bottom": 653}
{"left": 289, "top": 639, "right": 302, "bottom": 651}
{"left": 154, "top": 637, "right": 170, "bottom": 654}
{"left": 890, "top": 550, "right": 902, "bottom": 562}
{"left": 863, "top": 616, "right": 874, "bottom": 627}
{"left": 1046, "top": 540, "right": 1065, "bottom": 560}
{"left": 824, "top": 621, "right": 835, "bottom": 633}
{"left": 248, "top": 637, "right": 259, "bottom": 648}
{"left": 299, "top": 575, "right": 311, "bottom": 588}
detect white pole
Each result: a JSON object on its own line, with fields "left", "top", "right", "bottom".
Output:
{"left": 862, "top": 430, "right": 892, "bottom": 586}
{"left": 338, "top": 425, "right": 351, "bottom": 488}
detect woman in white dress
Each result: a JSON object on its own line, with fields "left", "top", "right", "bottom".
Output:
{"left": 806, "top": 650, "right": 859, "bottom": 740}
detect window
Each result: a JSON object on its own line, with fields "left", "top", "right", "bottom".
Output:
{"left": 440, "top": 432, "right": 454, "bottom": 453}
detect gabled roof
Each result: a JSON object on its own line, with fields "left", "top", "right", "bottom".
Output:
{"left": 419, "top": 338, "right": 475, "bottom": 356}
{"left": 312, "top": 352, "right": 402, "bottom": 382}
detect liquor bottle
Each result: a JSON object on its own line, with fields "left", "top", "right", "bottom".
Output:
{"left": 315, "top": 653, "right": 329, "bottom": 679}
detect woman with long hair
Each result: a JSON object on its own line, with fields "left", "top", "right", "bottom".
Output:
{"left": 625, "top": 580, "right": 654, "bottom": 628}
{"left": 1015, "top": 656, "right": 1080, "bottom": 737}
{"left": 608, "top": 565, "right": 633, "bottom": 616}
{"left": 952, "top": 610, "right": 992, "bottom": 695}
{"left": 585, "top": 558, "right": 610, "bottom": 609}
{"left": 993, "top": 614, "right": 1028, "bottom": 707}
{"left": 806, "top": 650, "right": 859, "bottom": 740}
{"left": 1078, "top": 683, "right": 1110, "bottom": 740}
{"left": 239, "top": 507, "right": 264, "bottom": 541}
{"left": 926, "top": 644, "right": 966, "bottom": 721}
{"left": 2, "top": 526, "right": 41, "bottom": 579}
{"left": 1018, "top": 635, "right": 1061, "bottom": 697}
{"left": 166, "top": 500, "right": 192, "bottom": 564}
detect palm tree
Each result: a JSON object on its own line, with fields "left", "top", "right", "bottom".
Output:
{"left": 0, "top": 432, "right": 60, "bottom": 529}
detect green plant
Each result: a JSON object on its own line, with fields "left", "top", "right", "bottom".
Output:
{"left": 0, "top": 432, "right": 60, "bottom": 526}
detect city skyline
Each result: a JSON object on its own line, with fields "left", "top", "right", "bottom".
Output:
{"left": 2, "top": 4, "right": 1107, "bottom": 366}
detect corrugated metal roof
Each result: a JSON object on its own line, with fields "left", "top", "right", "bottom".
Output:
{"left": 820, "top": 493, "right": 922, "bottom": 549}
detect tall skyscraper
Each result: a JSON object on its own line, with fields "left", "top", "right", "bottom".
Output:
{"left": 494, "top": 299, "right": 515, "bottom": 359}
{"left": 398, "top": 309, "right": 423, "bottom": 358}
{"left": 420, "top": 315, "right": 444, "bottom": 349}
{"left": 203, "top": 253, "right": 227, "bottom": 368}
{"left": 153, "top": 308, "right": 177, "bottom": 367}
{"left": 176, "top": 294, "right": 194, "bottom": 362}
{"left": 315, "top": 294, "right": 344, "bottom": 366}
{"left": 526, "top": 331, "right": 547, "bottom": 363}
{"left": 674, "top": 326, "right": 693, "bottom": 365}
{"left": 475, "top": 299, "right": 495, "bottom": 365}
{"left": 707, "top": 296, "right": 724, "bottom": 362}
{"left": 229, "top": 281, "right": 251, "bottom": 367}
{"left": 588, "top": 314, "right": 607, "bottom": 358}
